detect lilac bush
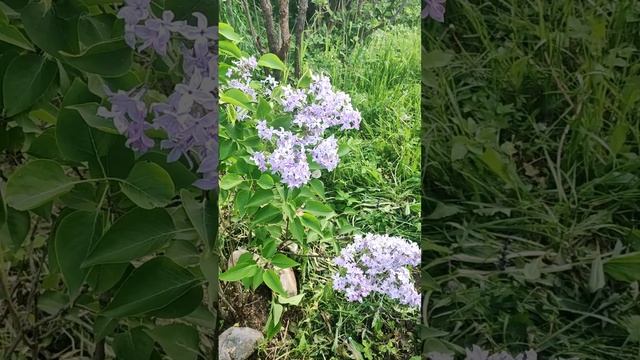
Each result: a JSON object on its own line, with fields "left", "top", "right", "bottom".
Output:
{"left": 332, "top": 233, "right": 421, "bottom": 307}
{"left": 223, "top": 57, "right": 361, "bottom": 188}
{"left": 99, "top": 0, "right": 218, "bottom": 189}
{"left": 218, "top": 22, "right": 364, "bottom": 339}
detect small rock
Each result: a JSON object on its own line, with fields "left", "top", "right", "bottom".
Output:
{"left": 278, "top": 268, "right": 297, "bottom": 297}
{"left": 218, "top": 327, "right": 264, "bottom": 360}
{"left": 285, "top": 242, "right": 299, "bottom": 254}
{"left": 228, "top": 249, "right": 249, "bottom": 269}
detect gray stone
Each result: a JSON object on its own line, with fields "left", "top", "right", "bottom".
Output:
{"left": 278, "top": 268, "right": 297, "bottom": 297}
{"left": 218, "top": 327, "right": 263, "bottom": 360}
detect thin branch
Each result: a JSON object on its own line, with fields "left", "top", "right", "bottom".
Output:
{"left": 277, "top": 0, "right": 291, "bottom": 60}
{"left": 259, "top": 0, "right": 280, "bottom": 54}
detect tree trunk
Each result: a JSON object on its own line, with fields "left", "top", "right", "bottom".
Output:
{"left": 294, "top": 0, "right": 309, "bottom": 77}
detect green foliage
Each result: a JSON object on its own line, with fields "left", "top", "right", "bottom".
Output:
{"left": 422, "top": 0, "right": 640, "bottom": 358}
{"left": 218, "top": 21, "right": 343, "bottom": 340}
{"left": 220, "top": 1, "right": 421, "bottom": 356}
{"left": 0, "top": 0, "right": 217, "bottom": 358}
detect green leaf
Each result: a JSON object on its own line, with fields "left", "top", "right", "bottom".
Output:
{"left": 270, "top": 253, "right": 298, "bottom": 269}
{"left": 147, "top": 284, "right": 203, "bottom": 318}
{"left": 147, "top": 324, "right": 200, "bottom": 360}
{"left": 5, "top": 160, "right": 74, "bottom": 211}
{"left": 308, "top": 179, "right": 325, "bottom": 198}
{"left": 165, "top": 240, "right": 199, "bottom": 267}
{"left": 0, "top": 208, "right": 29, "bottom": 251}
{"left": 219, "top": 263, "right": 259, "bottom": 282}
{"left": 277, "top": 292, "right": 304, "bottom": 306}
{"left": 55, "top": 211, "right": 102, "bottom": 296}
{"left": 27, "top": 128, "right": 63, "bottom": 161}
{"left": 219, "top": 40, "right": 242, "bottom": 58}
{"left": 480, "top": 148, "right": 510, "bottom": 184}
{"left": 300, "top": 213, "right": 322, "bottom": 234}
{"left": 263, "top": 269, "right": 288, "bottom": 296}
{"left": 199, "top": 251, "right": 218, "bottom": 285}
{"left": 0, "top": 22, "right": 34, "bottom": 50}
{"left": 245, "top": 189, "right": 274, "bottom": 208}
{"left": 2, "top": 53, "right": 57, "bottom": 116}
{"left": 589, "top": 253, "right": 606, "bottom": 292}
{"left": 86, "top": 263, "right": 130, "bottom": 294}
{"left": 78, "top": 14, "right": 116, "bottom": 47}
{"left": 257, "top": 173, "right": 274, "bottom": 189}
{"left": 183, "top": 305, "right": 217, "bottom": 329}
{"left": 426, "top": 202, "right": 462, "bottom": 220}
{"left": 56, "top": 78, "right": 113, "bottom": 162}
{"left": 604, "top": 252, "right": 640, "bottom": 282}
{"left": 220, "top": 88, "right": 253, "bottom": 109}
{"left": 219, "top": 173, "right": 243, "bottom": 190}
{"left": 256, "top": 98, "right": 272, "bottom": 119}
{"left": 609, "top": 122, "right": 628, "bottom": 155}
{"left": 272, "top": 302, "right": 283, "bottom": 325}
{"left": 253, "top": 204, "right": 282, "bottom": 224}
{"left": 93, "top": 316, "right": 118, "bottom": 342}
{"left": 66, "top": 102, "right": 119, "bottom": 134}
{"left": 303, "top": 200, "right": 333, "bottom": 217}
{"left": 102, "top": 257, "right": 200, "bottom": 318}
{"left": 60, "top": 38, "right": 133, "bottom": 77}
{"left": 625, "top": 315, "right": 640, "bottom": 343}
{"left": 258, "top": 53, "right": 286, "bottom": 71}
{"left": 120, "top": 161, "right": 175, "bottom": 209}
{"left": 181, "top": 190, "right": 216, "bottom": 250}
{"left": 422, "top": 49, "right": 454, "bottom": 69}
{"left": 289, "top": 217, "right": 304, "bottom": 242}
{"left": 83, "top": 208, "right": 175, "bottom": 266}
{"left": 113, "top": 328, "right": 154, "bottom": 360}
{"left": 20, "top": 2, "right": 79, "bottom": 56}
{"left": 218, "top": 22, "right": 241, "bottom": 42}
{"left": 139, "top": 152, "right": 197, "bottom": 190}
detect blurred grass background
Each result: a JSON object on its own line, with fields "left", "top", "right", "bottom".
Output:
{"left": 422, "top": 1, "right": 640, "bottom": 359}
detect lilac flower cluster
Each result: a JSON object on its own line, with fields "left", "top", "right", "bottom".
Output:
{"left": 332, "top": 233, "right": 421, "bottom": 308}
{"left": 422, "top": 0, "right": 446, "bottom": 22}
{"left": 99, "top": 0, "right": 218, "bottom": 190}
{"left": 224, "top": 60, "right": 361, "bottom": 188}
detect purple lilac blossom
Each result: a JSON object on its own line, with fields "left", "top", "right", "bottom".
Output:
{"left": 223, "top": 61, "right": 361, "bottom": 188}
{"left": 311, "top": 136, "right": 339, "bottom": 171}
{"left": 97, "top": 88, "right": 154, "bottom": 153}
{"left": 180, "top": 12, "right": 216, "bottom": 57}
{"left": 117, "top": 0, "right": 150, "bottom": 25}
{"left": 135, "top": 11, "right": 185, "bottom": 56}
{"left": 422, "top": 0, "right": 446, "bottom": 22}
{"left": 332, "top": 233, "right": 421, "bottom": 308}
{"left": 101, "top": 1, "right": 218, "bottom": 190}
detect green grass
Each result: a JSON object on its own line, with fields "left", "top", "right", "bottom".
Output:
{"left": 265, "top": 24, "right": 421, "bottom": 359}
{"left": 422, "top": 1, "right": 640, "bottom": 359}
{"left": 220, "top": 2, "right": 421, "bottom": 358}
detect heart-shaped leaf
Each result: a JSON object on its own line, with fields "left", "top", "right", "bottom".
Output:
{"left": 5, "top": 160, "right": 74, "bottom": 211}
{"left": 83, "top": 208, "right": 175, "bottom": 267}
{"left": 102, "top": 257, "right": 200, "bottom": 318}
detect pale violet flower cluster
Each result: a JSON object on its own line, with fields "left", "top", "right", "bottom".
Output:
{"left": 427, "top": 346, "right": 538, "bottom": 360}
{"left": 224, "top": 58, "right": 361, "bottom": 188}
{"left": 98, "top": 0, "right": 217, "bottom": 190}
{"left": 332, "top": 233, "right": 421, "bottom": 307}
{"left": 422, "top": 0, "right": 446, "bottom": 22}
